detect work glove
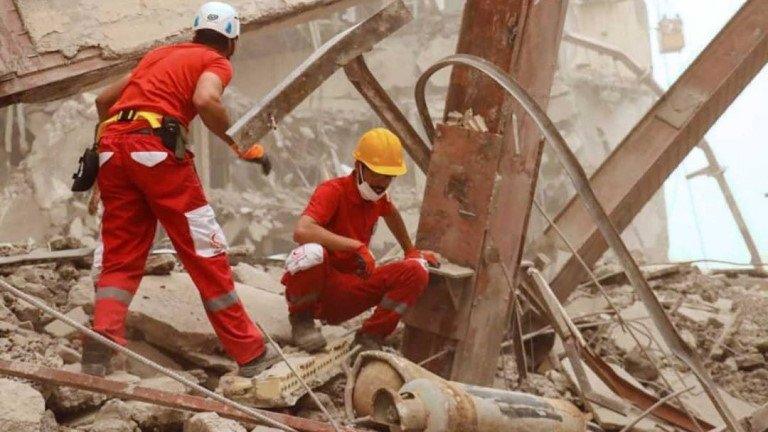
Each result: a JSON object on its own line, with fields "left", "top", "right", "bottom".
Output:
{"left": 354, "top": 244, "right": 376, "bottom": 279}
{"left": 241, "top": 143, "right": 272, "bottom": 176}
{"left": 405, "top": 247, "right": 441, "bottom": 268}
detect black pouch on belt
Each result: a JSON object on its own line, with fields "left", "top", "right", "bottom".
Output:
{"left": 158, "top": 117, "right": 186, "bottom": 160}
{"left": 71, "top": 144, "right": 99, "bottom": 192}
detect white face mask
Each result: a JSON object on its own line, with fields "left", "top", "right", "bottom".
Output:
{"left": 357, "top": 169, "right": 386, "bottom": 201}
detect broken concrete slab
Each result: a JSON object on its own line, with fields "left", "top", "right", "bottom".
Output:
{"left": 44, "top": 306, "right": 88, "bottom": 339}
{"left": 676, "top": 304, "right": 729, "bottom": 327}
{"left": 623, "top": 350, "right": 659, "bottom": 381}
{"left": 184, "top": 412, "right": 247, "bottom": 432}
{"left": 122, "top": 340, "right": 183, "bottom": 378}
{"left": 564, "top": 294, "right": 609, "bottom": 319}
{"left": 48, "top": 364, "right": 140, "bottom": 416}
{"left": 0, "top": 378, "right": 46, "bottom": 432}
{"left": 67, "top": 276, "right": 94, "bottom": 312}
{"left": 89, "top": 399, "right": 139, "bottom": 432}
{"left": 127, "top": 272, "right": 292, "bottom": 356}
{"left": 125, "top": 375, "right": 193, "bottom": 430}
{"left": 144, "top": 254, "right": 176, "bottom": 276}
{"left": 736, "top": 354, "right": 766, "bottom": 372}
{"left": 561, "top": 358, "right": 657, "bottom": 431}
{"left": 232, "top": 263, "right": 285, "bottom": 295}
{"left": 180, "top": 351, "right": 238, "bottom": 374}
{"left": 659, "top": 368, "right": 756, "bottom": 428}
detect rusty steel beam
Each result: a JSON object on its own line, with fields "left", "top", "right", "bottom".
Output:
{"left": 227, "top": 0, "right": 412, "bottom": 149}
{"left": 564, "top": 32, "right": 763, "bottom": 267}
{"left": 402, "top": 0, "right": 567, "bottom": 385}
{"left": 544, "top": 0, "right": 768, "bottom": 301}
{"left": 343, "top": 55, "right": 431, "bottom": 172}
{"left": 443, "top": 0, "right": 526, "bottom": 132}
{"left": 0, "top": 359, "right": 358, "bottom": 432}
{"left": 0, "top": 0, "right": 368, "bottom": 108}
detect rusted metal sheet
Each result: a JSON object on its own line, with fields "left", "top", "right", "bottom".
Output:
{"left": 403, "top": 0, "right": 567, "bottom": 385}
{"left": 402, "top": 125, "right": 502, "bottom": 342}
{"left": 0, "top": 359, "right": 358, "bottom": 432}
{"left": 227, "top": 0, "right": 412, "bottom": 149}
{"left": 542, "top": 0, "right": 768, "bottom": 302}
{"left": 343, "top": 55, "right": 430, "bottom": 172}
{"left": 0, "top": 0, "right": 368, "bottom": 107}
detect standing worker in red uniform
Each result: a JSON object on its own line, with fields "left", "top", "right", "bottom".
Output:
{"left": 83, "top": 2, "right": 278, "bottom": 378}
{"left": 282, "top": 128, "right": 439, "bottom": 352}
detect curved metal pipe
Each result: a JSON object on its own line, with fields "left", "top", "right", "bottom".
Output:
{"left": 413, "top": 54, "right": 743, "bottom": 432}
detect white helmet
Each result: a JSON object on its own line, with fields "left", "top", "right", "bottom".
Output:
{"left": 193, "top": 2, "right": 240, "bottom": 39}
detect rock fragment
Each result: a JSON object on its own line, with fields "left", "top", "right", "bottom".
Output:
{"left": 184, "top": 412, "right": 247, "bottom": 432}
{"left": 0, "top": 378, "right": 47, "bottom": 432}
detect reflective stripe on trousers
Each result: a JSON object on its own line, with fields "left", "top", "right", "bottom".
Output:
{"left": 95, "top": 286, "right": 134, "bottom": 305}
{"left": 380, "top": 296, "right": 409, "bottom": 315}
{"left": 204, "top": 291, "right": 240, "bottom": 313}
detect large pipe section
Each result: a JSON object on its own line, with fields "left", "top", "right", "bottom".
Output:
{"left": 346, "top": 351, "right": 588, "bottom": 432}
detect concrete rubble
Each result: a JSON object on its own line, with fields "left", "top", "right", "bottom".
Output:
{"left": 0, "top": 1, "right": 765, "bottom": 432}
{"left": 0, "top": 378, "right": 47, "bottom": 432}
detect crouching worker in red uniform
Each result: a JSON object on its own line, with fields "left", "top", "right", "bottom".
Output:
{"left": 83, "top": 2, "right": 278, "bottom": 378}
{"left": 281, "top": 128, "right": 438, "bottom": 353}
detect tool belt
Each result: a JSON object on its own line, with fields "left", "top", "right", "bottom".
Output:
{"left": 72, "top": 110, "right": 188, "bottom": 192}
{"left": 99, "top": 110, "right": 189, "bottom": 160}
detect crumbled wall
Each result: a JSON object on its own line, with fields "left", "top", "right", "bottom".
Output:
{"left": 14, "top": 0, "right": 369, "bottom": 57}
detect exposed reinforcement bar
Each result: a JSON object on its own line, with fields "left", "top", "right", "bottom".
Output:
{"left": 0, "top": 359, "right": 359, "bottom": 432}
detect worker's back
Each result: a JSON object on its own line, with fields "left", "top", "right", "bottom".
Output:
{"left": 107, "top": 43, "right": 233, "bottom": 129}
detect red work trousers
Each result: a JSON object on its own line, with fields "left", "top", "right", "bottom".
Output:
{"left": 92, "top": 133, "right": 264, "bottom": 365}
{"left": 281, "top": 245, "right": 429, "bottom": 337}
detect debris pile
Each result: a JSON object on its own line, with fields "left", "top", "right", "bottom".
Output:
{"left": 497, "top": 263, "right": 768, "bottom": 430}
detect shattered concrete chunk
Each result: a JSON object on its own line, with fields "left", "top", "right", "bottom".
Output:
{"left": 57, "top": 344, "right": 82, "bottom": 364}
{"left": 10, "top": 295, "right": 44, "bottom": 323}
{"left": 232, "top": 263, "right": 285, "bottom": 295}
{"left": 127, "top": 272, "right": 291, "bottom": 357}
{"left": 121, "top": 340, "right": 183, "bottom": 378}
{"left": 67, "top": 276, "right": 95, "bottom": 312}
{"left": 124, "top": 375, "right": 193, "bottom": 430}
{"left": 89, "top": 399, "right": 139, "bottom": 432}
{"left": 44, "top": 306, "right": 88, "bottom": 339}
{"left": 623, "top": 350, "right": 659, "bottom": 381}
{"left": 49, "top": 236, "right": 84, "bottom": 251}
{"left": 49, "top": 365, "right": 139, "bottom": 416}
{"left": 736, "top": 354, "right": 766, "bottom": 372}
{"left": 144, "top": 254, "right": 176, "bottom": 276}
{"left": 0, "top": 378, "right": 46, "bottom": 432}
{"left": 184, "top": 412, "right": 247, "bottom": 432}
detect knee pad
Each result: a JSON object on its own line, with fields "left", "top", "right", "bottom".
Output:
{"left": 286, "top": 243, "right": 325, "bottom": 275}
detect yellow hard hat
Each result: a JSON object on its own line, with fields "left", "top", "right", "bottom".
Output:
{"left": 353, "top": 128, "right": 407, "bottom": 176}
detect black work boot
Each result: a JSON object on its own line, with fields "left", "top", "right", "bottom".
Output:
{"left": 238, "top": 344, "right": 282, "bottom": 378}
{"left": 81, "top": 338, "right": 113, "bottom": 377}
{"left": 289, "top": 311, "right": 327, "bottom": 353}
{"left": 352, "top": 331, "right": 384, "bottom": 353}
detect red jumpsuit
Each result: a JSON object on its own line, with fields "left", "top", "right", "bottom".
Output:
{"left": 92, "top": 43, "right": 265, "bottom": 365}
{"left": 281, "top": 173, "right": 429, "bottom": 338}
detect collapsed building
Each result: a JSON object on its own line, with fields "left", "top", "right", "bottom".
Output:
{"left": 0, "top": 1, "right": 767, "bottom": 432}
